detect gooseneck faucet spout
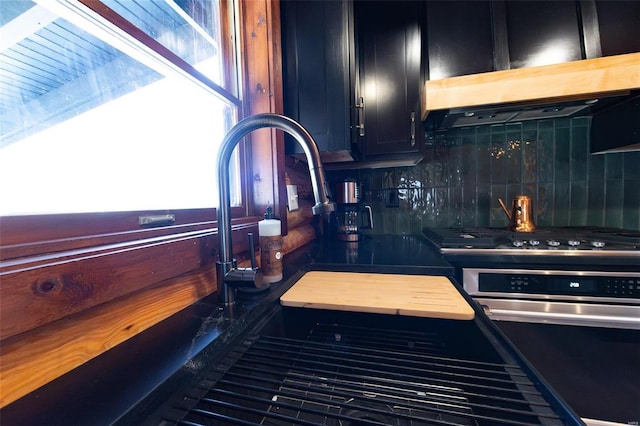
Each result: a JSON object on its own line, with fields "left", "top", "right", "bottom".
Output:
{"left": 216, "top": 113, "right": 336, "bottom": 306}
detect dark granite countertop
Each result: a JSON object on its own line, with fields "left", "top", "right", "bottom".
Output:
{"left": 1, "top": 234, "right": 453, "bottom": 425}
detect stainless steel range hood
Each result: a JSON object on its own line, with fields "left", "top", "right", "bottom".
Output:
{"left": 422, "top": 53, "right": 640, "bottom": 151}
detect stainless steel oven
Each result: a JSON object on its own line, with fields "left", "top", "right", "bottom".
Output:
{"left": 463, "top": 268, "right": 640, "bottom": 329}
{"left": 423, "top": 227, "right": 640, "bottom": 425}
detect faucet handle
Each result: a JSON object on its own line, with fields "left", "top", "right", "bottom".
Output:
{"left": 248, "top": 232, "right": 257, "bottom": 269}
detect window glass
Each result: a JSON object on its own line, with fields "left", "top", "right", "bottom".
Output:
{"left": 0, "top": 1, "right": 239, "bottom": 216}
{"left": 102, "top": 0, "right": 224, "bottom": 84}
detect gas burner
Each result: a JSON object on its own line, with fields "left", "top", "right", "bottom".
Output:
{"left": 423, "top": 227, "right": 640, "bottom": 260}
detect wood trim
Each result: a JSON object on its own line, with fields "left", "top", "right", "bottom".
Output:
{"left": 423, "top": 52, "right": 640, "bottom": 118}
{"left": 0, "top": 222, "right": 317, "bottom": 408}
{"left": 0, "top": 219, "right": 258, "bottom": 340}
{"left": 0, "top": 208, "right": 251, "bottom": 262}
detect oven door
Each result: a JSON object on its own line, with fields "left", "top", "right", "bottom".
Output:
{"left": 462, "top": 267, "right": 640, "bottom": 425}
{"left": 463, "top": 268, "right": 640, "bottom": 329}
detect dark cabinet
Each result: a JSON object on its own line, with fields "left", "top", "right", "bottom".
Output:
{"left": 282, "top": 0, "right": 423, "bottom": 159}
{"left": 424, "top": 1, "right": 494, "bottom": 79}
{"left": 281, "top": 0, "right": 354, "bottom": 155}
{"left": 423, "top": 1, "right": 639, "bottom": 83}
{"left": 424, "top": 0, "right": 584, "bottom": 80}
{"left": 354, "top": 1, "right": 423, "bottom": 156}
{"left": 595, "top": 0, "right": 640, "bottom": 56}
{"left": 504, "top": 1, "right": 583, "bottom": 68}
{"left": 282, "top": 0, "right": 638, "bottom": 160}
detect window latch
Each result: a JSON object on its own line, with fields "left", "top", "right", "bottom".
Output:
{"left": 139, "top": 214, "right": 175, "bottom": 227}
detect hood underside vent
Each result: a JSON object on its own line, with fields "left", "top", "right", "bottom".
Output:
{"left": 439, "top": 103, "right": 593, "bottom": 129}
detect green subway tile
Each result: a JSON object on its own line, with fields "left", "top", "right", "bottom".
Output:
{"left": 555, "top": 117, "right": 570, "bottom": 128}
{"left": 434, "top": 187, "right": 449, "bottom": 227}
{"left": 537, "top": 183, "right": 554, "bottom": 226}
{"left": 587, "top": 180, "right": 605, "bottom": 226}
{"left": 490, "top": 184, "right": 507, "bottom": 227}
{"left": 506, "top": 123, "right": 522, "bottom": 184}
{"left": 623, "top": 179, "right": 640, "bottom": 230}
{"left": 555, "top": 127, "right": 570, "bottom": 183}
{"left": 477, "top": 132, "right": 491, "bottom": 184}
{"left": 477, "top": 185, "right": 491, "bottom": 227}
{"left": 605, "top": 153, "right": 623, "bottom": 179}
{"left": 538, "top": 120, "right": 554, "bottom": 130}
{"left": 449, "top": 186, "right": 463, "bottom": 227}
{"left": 396, "top": 207, "right": 410, "bottom": 234}
{"left": 623, "top": 151, "right": 640, "bottom": 179}
{"left": 570, "top": 181, "right": 588, "bottom": 226}
{"left": 570, "top": 125, "right": 588, "bottom": 181}
{"left": 490, "top": 127, "right": 506, "bottom": 184}
{"left": 537, "top": 124, "right": 554, "bottom": 183}
{"left": 588, "top": 154, "right": 605, "bottom": 181}
{"left": 462, "top": 182, "right": 477, "bottom": 227}
{"left": 409, "top": 214, "right": 424, "bottom": 235}
{"left": 522, "top": 131, "right": 537, "bottom": 183}
{"left": 604, "top": 179, "right": 624, "bottom": 228}
{"left": 554, "top": 183, "right": 570, "bottom": 226}
{"left": 368, "top": 117, "right": 633, "bottom": 234}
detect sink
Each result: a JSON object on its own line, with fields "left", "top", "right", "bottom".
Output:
{"left": 151, "top": 301, "right": 584, "bottom": 425}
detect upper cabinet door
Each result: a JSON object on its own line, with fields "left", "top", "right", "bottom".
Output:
{"left": 355, "top": 1, "right": 422, "bottom": 156}
{"left": 281, "top": 0, "right": 354, "bottom": 155}
{"left": 503, "top": 1, "right": 583, "bottom": 68}
{"left": 425, "top": 1, "right": 494, "bottom": 80}
{"left": 595, "top": 0, "right": 640, "bottom": 56}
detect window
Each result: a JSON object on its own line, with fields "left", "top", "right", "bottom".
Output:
{"left": 0, "top": 0, "right": 285, "bottom": 404}
{"left": 0, "top": 0, "right": 281, "bottom": 341}
{"left": 1, "top": 0, "right": 242, "bottom": 216}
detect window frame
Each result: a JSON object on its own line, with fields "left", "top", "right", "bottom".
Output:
{"left": 0, "top": 0, "right": 284, "bottom": 341}
{"left": 1, "top": 0, "right": 251, "bottom": 251}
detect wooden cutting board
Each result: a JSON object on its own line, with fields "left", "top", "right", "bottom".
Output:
{"left": 280, "top": 271, "right": 475, "bottom": 320}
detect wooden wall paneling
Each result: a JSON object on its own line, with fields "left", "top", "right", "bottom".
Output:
{"left": 286, "top": 200, "right": 314, "bottom": 229}
{"left": 0, "top": 222, "right": 311, "bottom": 407}
{"left": 284, "top": 155, "right": 316, "bottom": 230}
{"left": 0, "top": 266, "right": 217, "bottom": 408}
{"left": 281, "top": 223, "right": 316, "bottom": 254}
{"left": 1, "top": 232, "right": 213, "bottom": 340}
{"left": 0, "top": 220, "right": 259, "bottom": 340}
{"left": 242, "top": 0, "right": 287, "bottom": 232}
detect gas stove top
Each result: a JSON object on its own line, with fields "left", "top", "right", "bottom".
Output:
{"left": 423, "top": 227, "right": 640, "bottom": 257}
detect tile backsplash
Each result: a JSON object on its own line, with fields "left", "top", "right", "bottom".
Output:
{"left": 328, "top": 117, "right": 640, "bottom": 233}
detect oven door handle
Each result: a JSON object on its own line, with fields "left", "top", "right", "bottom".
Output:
{"left": 477, "top": 299, "right": 640, "bottom": 330}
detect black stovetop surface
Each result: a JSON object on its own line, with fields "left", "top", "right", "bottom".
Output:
{"left": 423, "top": 226, "right": 640, "bottom": 250}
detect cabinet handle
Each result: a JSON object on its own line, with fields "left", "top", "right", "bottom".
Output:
{"left": 355, "top": 97, "right": 365, "bottom": 137}
{"left": 410, "top": 111, "right": 416, "bottom": 147}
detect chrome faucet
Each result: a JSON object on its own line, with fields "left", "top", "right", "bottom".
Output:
{"left": 216, "top": 113, "right": 336, "bottom": 306}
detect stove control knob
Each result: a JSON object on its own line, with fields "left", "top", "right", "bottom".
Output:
{"left": 591, "top": 240, "right": 606, "bottom": 248}
{"left": 528, "top": 239, "right": 540, "bottom": 246}
{"left": 512, "top": 240, "right": 525, "bottom": 247}
{"left": 547, "top": 240, "right": 561, "bottom": 247}
{"left": 568, "top": 239, "right": 581, "bottom": 247}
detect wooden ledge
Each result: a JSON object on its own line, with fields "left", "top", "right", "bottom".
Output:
{"left": 422, "top": 52, "right": 640, "bottom": 119}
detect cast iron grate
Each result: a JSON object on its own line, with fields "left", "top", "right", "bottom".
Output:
{"left": 163, "top": 323, "right": 566, "bottom": 425}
